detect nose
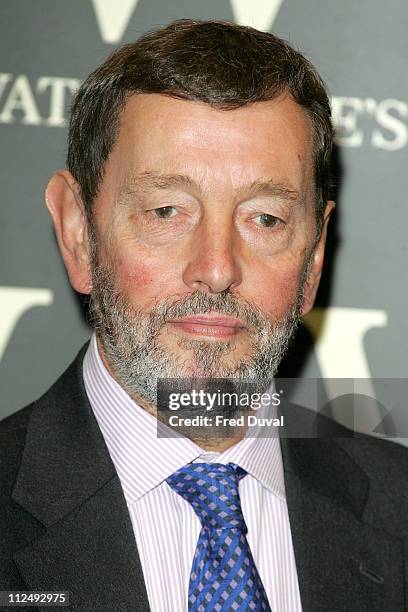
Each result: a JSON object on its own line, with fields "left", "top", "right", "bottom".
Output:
{"left": 182, "top": 215, "right": 242, "bottom": 293}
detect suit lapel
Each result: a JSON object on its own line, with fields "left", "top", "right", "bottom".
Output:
{"left": 10, "top": 351, "right": 406, "bottom": 611}
{"left": 280, "top": 434, "right": 405, "bottom": 612}
{"left": 11, "top": 347, "right": 150, "bottom": 611}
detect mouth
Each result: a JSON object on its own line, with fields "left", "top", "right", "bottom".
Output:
{"left": 167, "top": 315, "right": 246, "bottom": 338}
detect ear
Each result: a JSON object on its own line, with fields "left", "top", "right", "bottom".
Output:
{"left": 45, "top": 170, "right": 93, "bottom": 294}
{"left": 301, "top": 201, "right": 335, "bottom": 316}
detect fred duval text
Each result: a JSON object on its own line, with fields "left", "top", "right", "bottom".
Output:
{"left": 167, "top": 414, "right": 284, "bottom": 428}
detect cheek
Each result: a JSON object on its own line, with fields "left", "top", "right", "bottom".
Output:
{"left": 113, "top": 254, "right": 163, "bottom": 303}
{"left": 249, "top": 255, "right": 306, "bottom": 319}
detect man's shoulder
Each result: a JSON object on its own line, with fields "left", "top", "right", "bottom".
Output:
{"left": 310, "top": 404, "right": 408, "bottom": 478}
{"left": 0, "top": 403, "right": 35, "bottom": 500}
{"left": 281, "top": 399, "right": 408, "bottom": 520}
{"left": 0, "top": 400, "right": 35, "bottom": 436}
{"left": 338, "top": 431, "right": 408, "bottom": 480}
{"left": 337, "top": 433, "right": 408, "bottom": 531}
{"left": 283, "top": 397, "right": 408, "bottom": 471}
{"left": 0, "top": 343, "right": 90, "bottom": 494}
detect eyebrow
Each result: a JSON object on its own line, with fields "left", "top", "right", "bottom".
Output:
{"left": 117, "top": 172, "right": 300, "bottom": 205}
{"left": 242, "top": 177, "right": 300, "bottom": 204}
{"left": 118, "top": 172, "right": 196, "bottom": 197}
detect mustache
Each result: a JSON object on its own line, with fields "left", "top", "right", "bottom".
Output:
{"left": 147, "top": 290, "right": 274, "bottom": 333}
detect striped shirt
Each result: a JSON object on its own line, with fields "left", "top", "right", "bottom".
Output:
{"left": 83, "top": 334, "right": 303, "bottom": 611}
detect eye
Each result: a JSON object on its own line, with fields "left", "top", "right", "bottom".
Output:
{"left": 254, "top": 213, "right": 281, "bottom": 228}
{"left": 152, "top": 206, "right": 177, "bottom": 219}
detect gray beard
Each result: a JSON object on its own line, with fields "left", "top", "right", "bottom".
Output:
{"left": 88, "top": 263, "right": 305, "bottom": 406}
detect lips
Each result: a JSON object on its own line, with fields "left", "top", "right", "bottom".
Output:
{"left": 168, "top": 315, "right": 246, "bottom": 338}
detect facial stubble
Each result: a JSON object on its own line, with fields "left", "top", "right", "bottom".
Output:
{"left": 88, "top": 253, "right": 309, "bottom": 409}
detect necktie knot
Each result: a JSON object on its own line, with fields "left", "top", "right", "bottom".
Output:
{"left": 166, "top": 462, "right": 247, "bottom": 532}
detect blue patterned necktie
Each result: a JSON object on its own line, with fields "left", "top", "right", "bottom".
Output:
{"left": 166, "top": 462, "right": 272, "bottom": 611}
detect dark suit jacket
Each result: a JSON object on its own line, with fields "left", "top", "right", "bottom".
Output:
{"left": 1, "top": 344, "right": 408, "bottom": 611}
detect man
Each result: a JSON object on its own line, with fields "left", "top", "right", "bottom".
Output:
{"left": 1, "top": 18, "right": 407, "bottom": 612}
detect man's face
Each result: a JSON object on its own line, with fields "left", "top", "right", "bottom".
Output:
{"left": 48, "top": 93, "right": 332, "bottom": 406}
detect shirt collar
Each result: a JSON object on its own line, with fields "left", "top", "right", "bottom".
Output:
{"left": 83, "top": 334, "right": 286, "bottom": 504}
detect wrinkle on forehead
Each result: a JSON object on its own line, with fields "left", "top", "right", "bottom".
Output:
{"left": 95, "top": 93, "right": 316, "bottom": 229}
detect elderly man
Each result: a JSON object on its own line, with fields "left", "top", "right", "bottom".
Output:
{"left": 1, "top": 19, "right": 407, "bottom": 612}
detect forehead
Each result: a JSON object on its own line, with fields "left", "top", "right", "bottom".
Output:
{"left": 104, "top": 92, "right": 314, "bottom": 198}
